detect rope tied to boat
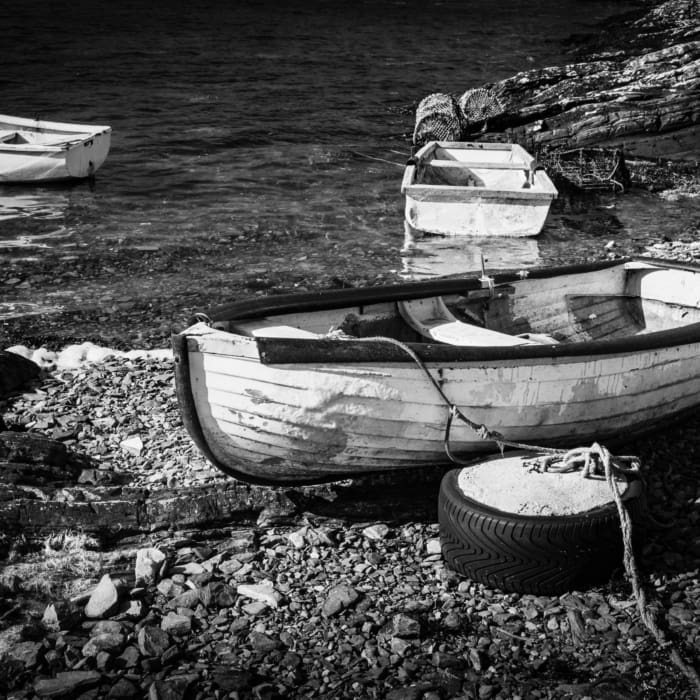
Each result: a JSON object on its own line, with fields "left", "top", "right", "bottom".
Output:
{"left": 350, "top": 333, "right": 700, "bottom": 691}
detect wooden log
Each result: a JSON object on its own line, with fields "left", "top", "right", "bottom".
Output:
{"left": 0, "top": 466, "right": 444, "bottom": 540}
{"left": 0, "top": 431, "right": 89, "bottom": 469}
{"left": 0, "top": 481, "right": 298, "bottom": 539}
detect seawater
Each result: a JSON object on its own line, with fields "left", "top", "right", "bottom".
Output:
{"left": 1, "top": 0, "right": 698, "bottom": 342}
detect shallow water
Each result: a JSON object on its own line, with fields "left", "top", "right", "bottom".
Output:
{"left": 1, "top": 0, "right": 698, "bottom": 348}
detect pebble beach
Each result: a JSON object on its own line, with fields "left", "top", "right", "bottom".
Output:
{"left": 2, "top": 242, "right": 700, "bottom": 699}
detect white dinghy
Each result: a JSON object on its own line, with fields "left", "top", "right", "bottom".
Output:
{"left": 402, "top": 141, "right": 558, "bottom": 237}
{"left": 0, "top": 114, "right": 111, "bottom": 183}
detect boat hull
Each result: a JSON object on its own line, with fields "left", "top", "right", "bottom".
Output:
{"left": 174, "top": 258, "right": 700, "bottom": 484}
{"left": 404, "top": 183, "right": 555, "bottom": 237}
{"left": 0, "top": 115, "right": 111, "bottom": 183}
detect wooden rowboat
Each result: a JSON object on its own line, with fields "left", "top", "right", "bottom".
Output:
{"left": 173, "top": 257, "right": 700, "bottom": 485}
{"left": 0, "top": 114, "right": 111, "bottom": 183}
{"left": 402, "top": 141, "right": 558, "bottom": 237}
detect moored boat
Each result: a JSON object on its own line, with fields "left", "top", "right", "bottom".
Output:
{"left": 0, "top": 114, "right": 111, "bottom": 183}
{"left": 402, "top": 141, "right": 558, "bottom": 237}
{"left": 173, "top": 257, "right": 700, "bottom": 485}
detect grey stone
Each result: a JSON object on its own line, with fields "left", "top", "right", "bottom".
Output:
{"left": 34, "top": 671, "right": 102, "bottom": 697}
{"left": 322, "top": 583, "right": 359, "bottom": 617}
{"left": 82, "top": 632, "right": 126, "bottom": 657}
{"left": 392, "top": 613, "right": 421, "bottom": 638}
{"left": 138, "top": 625, "right": 170, "bottom": 657}
{"left": 161, "top": 612, "right": 192, "bottom": 635}
{"left": 107, "top": 677, "right": 140, "bottom": 699}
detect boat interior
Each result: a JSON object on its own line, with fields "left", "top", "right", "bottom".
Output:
{"left": 412, "top": 143, "right": 538, "bottom": 190}
{"left": 0, "top": 129, "right": 91, "bottom": 146}
{"left": 215, "top": 261, "right": 700, "bottom": 349}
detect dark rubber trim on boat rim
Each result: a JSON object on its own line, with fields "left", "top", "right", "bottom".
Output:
{"left": 438, "top": 463, "right": 645, "bottom": 596}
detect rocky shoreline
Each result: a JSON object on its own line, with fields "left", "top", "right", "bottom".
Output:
{"left": 1, "top": 243, "right": 700, "bottom": 699}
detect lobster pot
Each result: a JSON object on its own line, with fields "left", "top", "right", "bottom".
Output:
{"left": 538, "top": 147, "right": 631, "bottom": 193}
{"left": 458, "top": 88, "right": 503, "bottom": 130}
{"left": 413, "top": 93, "right": 462, "bottom": 148}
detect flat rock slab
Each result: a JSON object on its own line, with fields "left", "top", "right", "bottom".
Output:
{"left": 0, "top": 479, "right": 296, "bottom": 538}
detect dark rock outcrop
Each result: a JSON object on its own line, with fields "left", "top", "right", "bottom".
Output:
{"left": 0, "top": 350, "right": 39, "bottom": 398}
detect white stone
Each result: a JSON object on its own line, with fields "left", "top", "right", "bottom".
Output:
{"left": 120, "top": 435, "right": 144, "bottom": 456}
{"left": 362, "top": 524, "right": 390, "bottom": 540}
{"left": 135, "top": 547, "right": 166, "bottom": 586}
{"left": 85, "top": 574, "right": 119, "bottom": 618}
{"left": 42, "top": 603, "right": 60, "bottom": 631}
{"left": 236, "top": 580, "right": 282, "bottom": 609}
{"left": 426, "top": 538, "right": 442, "bottom": 555}
{"left": 287, "top": 528, "right": 307, "bottom": 549}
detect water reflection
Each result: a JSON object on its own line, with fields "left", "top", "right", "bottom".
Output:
{"left": 399, "top": 222, "right": 542, "bottom": 281}
{"left": 0, "top": 191, "right": 69, "bottom": 222}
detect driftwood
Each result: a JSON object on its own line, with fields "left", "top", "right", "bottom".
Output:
{"left": 0, "top": 430, "right": 292, "bottom": 537}
{"left": 0, "top": 480, "right": 297, "bottom": 540}
{"left": 0, "top": 430, "right": 443, "bottom": 540}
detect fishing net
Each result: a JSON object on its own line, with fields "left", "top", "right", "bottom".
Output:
{"left": 458, "top": 87, "right": 503, "bottom": 128}
{"left": 413, "top": 93, "right": 462, "bottom": 148}
{"left": 538, "top": 147, "right": 631, "bottom": 192}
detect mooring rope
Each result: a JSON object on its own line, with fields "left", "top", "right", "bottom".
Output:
{"left": 352, "top": 333, "right": 700, "bottom": 692}
{"left": 598, "top": 443, "right": 700, "bottom": 696}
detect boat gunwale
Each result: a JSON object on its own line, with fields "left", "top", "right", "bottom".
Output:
{"left": 184, "top": 257, "right": 700, "bottom": 365}
{"left": 0, "top": 130, "right": 111, "bottom": 154}
{"left": 0, "top": 114, "right": 111, "bottom": 133}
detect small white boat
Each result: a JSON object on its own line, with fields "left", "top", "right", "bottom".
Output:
{"left": 0, "top": 114, "right": 111, "bottom": 183}
{"left": 173, "top": 257, "right": 700, "bottom": 485}
{"left": 402, "top": 141, "right": 558, "bottom": 237}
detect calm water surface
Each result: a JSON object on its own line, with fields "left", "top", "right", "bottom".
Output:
{"left": 2, "top": 0, "right": 698, "bottom": 347}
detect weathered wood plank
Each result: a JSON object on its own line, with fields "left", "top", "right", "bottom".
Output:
{"left": 0, "top": 480, "right": 297, "bottom": 539}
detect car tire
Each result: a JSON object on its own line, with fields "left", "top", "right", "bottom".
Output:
{"left": 438, "top": 456, "right": 645, "bottom": 595}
